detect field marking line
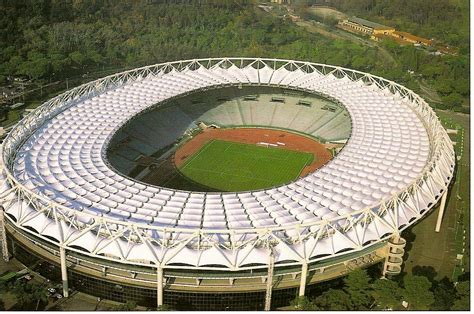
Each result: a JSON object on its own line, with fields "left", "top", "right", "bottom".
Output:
{"left": 185, "top": 148, "right": 287, "bottom": 183}
{"left": 181, "top": 139, "right": 316, "bottom": 189}
{"left": 220, "top": 140, "right": 287, "bottom": 162}
{"left": 184, "top": 166, "right": 272, "bottom": 185}
{"left": 295, "top": 153, "right": 315, "bottom": 178}
{"left": 246, "top": 143, "right": 304, "bottom": 162}
{"left": 182, "top": 141, "right": 256, "bottom": 181}
{"left": 180, "top": 139, "right": 215, "bottom": 172}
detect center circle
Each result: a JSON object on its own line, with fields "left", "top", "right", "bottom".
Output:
{"left": 107, "top": 85, "right": 351, "bottom": 192}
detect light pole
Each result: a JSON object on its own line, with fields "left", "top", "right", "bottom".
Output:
{"left": 35, "top": 279, "right": 50, "bottom": 310}
{"left": 94, "top": 297, "right": 102, "bottom": 311}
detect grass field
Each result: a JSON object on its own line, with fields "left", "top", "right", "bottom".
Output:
{"left": 178, "top": 140, "right": 313, "bottom": 192}
{"left": 403, "top": 110, "right": 469, "bottom": 281}
{"left": 307, "top": 7, "right": 347, "bottom": 21}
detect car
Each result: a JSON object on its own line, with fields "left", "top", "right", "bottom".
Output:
{"left": 17, "top": 274, "right": 33, "bottom": 282}
{"left": 47, "top": 288, "right": 56, "bottom": 294}
{"left": 53, "top": 293, "right": 63, "bottom": 300}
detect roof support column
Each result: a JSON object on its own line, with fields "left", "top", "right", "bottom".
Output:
{"left": 264, "top": 252, "right": 274, "bottom": 311}
{"left": 0, "top": 207, "right": 9, "bottom": 262}
{"left": 60, "top": 246, "right": 69, "bottom": 298}
{"left": 435, "top": 190, "right": 449, "bottom": 232}
{"left": 298, "top": 261, "right": 308, "bottom": 297}
{"left": 157, "top": 266, "right": 164, "bottom": 308}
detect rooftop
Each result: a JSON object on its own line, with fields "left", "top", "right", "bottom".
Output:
{"left": 393, "top": 31, "right": 433, "bottom": 45}
{"left": 0, "top": 58, "right": 454, "bottom": 271}
{"left": 348, "top": 16, "right": 394, "bottom": 30}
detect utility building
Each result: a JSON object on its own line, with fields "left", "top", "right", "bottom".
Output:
{"left": 338, "top": 17, "right": 395, "bottom": 36}
{"left": 391, "top": 31, "right": 433, "bottom": 46}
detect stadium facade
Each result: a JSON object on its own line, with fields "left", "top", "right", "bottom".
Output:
{"left": 0, "top": 58, "right": 455, "bottom": 310}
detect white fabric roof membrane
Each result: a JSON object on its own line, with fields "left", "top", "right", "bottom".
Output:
{"left": 1, "top": 59, "right": 455, "bottom": 268}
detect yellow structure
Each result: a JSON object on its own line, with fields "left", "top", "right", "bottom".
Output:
{"left": 338, "top": 16, "right": 433, "bottom": 48}
{"left": 371, "top": 31, "right": 433, "bottom": 47}
{"left": 391, "top": 31, "right": 432, "bottom": 46}
{"left": 338, "top": 17, "right": 395, "bottom": 36}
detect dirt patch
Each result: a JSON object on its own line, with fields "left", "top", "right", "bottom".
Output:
{"left": 307, "top": 7, "right": 347, "bottom": 20}
{"left": 174, "top": 127, "right": 332, "bottom": 177}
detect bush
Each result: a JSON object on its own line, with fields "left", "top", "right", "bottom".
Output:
{"left": 112, "top": 300, "right": 136, "bottom": 311}
{"left": 290, "top": 296, "right": 317, "bottom": 310}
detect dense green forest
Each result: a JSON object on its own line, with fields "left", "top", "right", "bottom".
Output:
{"left": 0, "top": 0, "right": 469, "bottom": 112}
{"left": 0, "top": 0, "right": 389, "bottom": 79}
{"left": 311, "top": 0, "right": 469, "bottom": 49}
{"left": 291, "top": 269, "right": 470, "bottom": 311}
{"left": 297, "top": 0, "right": 470, "bottom": 112}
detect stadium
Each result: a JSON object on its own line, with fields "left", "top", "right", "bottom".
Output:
{"left": 0, "top": 58, "right": 455, "bottom": 310}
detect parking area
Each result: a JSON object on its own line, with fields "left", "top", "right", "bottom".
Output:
{"left": 0, "top": 254, "right": 149, "bottom": 310}
{"left": 0, "top": 257, "right": 68, "bottom": 310}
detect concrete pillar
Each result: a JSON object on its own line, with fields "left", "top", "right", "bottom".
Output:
{"left": 264, "top": 253, "right": 274, "bottom": 311}
{"left": 435, "top": 191, "right": 448, "bottom": 232}
{"left": 298, "top": 262, "right": 308, "bottom": 296}
{"left": 60, "top": 246, "right": 69, "bottom": 297}
{"left": 392, "top": 233, "right": 400, "bottom": 243}
{"left": 0, "top": 207, "right": 9, "bottom": 262}
{"left": 157, "top": 267, "right": 164, "bottom": 307}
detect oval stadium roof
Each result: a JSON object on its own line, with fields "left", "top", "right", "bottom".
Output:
{"left": 0, "top": 58, "right": 455, "bottom": 270}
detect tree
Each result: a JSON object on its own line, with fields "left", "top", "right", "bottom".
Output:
{"left": 69, "top": 51, "right": 86, "bottom": 67}
{"left": 11, "top": 281, "right": 48, "bottom": 310}
{"left": 343, "top": 268, "right": 373, "bottom": 309}
{"left": 451, "top": 280, "right": 470, "bottom": 310}
{"left": 411, "top": 265, "right": 437, "bottom": 283}
{"left": 0, "top": 0, "right": 468, "bottom": 116}
{"left": 442, "top": 92, "right": 464, "bottom": 110}
{"left": 434, "top": 78, "right": 454, "bottom": 96}
{"left": 290, "top": 296, "right": 317, "bottom": 310}
{"left": 5, "top": 56, "right": 24, "bottom": 76}
{"left": 313, "top": 289, "right": 352, "bottom": 310}
{"left": 157, "top": 304, "right": 174, "bottom": 311}
{"left": 351, "top": 55, "right": 370, "bottom": 71}
{"left": 420, "top": 63, "right": 444, "bottom": 79}
{"left": 16, "top": 51, "right": 50, "bottom": 79}
{"left": 49, "top": 53, "right": 70, "bottom": 74}
{"left": 431, "top": 277, "right": 456, "bottom": 310}
{"left": 0, "top": 280, "right": 8, "bottom": 293}
{"left": 402, "top": 275, "right": 435, "bottom": 310}
{"left": 371, "top": 278, "right": 403, "bottom": 310}
{"left": 453, "top": 79, "right": 470, "bottom": 96}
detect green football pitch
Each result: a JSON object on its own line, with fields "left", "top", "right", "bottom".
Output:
{"left": 178, "top": 140, "right": 314, "bottom": 192}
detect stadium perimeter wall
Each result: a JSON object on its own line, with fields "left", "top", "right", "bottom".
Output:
{"left": 0, "top": 57, "right": 455, "bottom": 310}
{"left": 5, "top": 224, "right": 387, "bottom": 310}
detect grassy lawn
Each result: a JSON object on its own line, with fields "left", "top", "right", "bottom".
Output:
{"left": 306, "top": 6, "right": 348, "bottom": 21}
{"left": 403, "top": 111, "right": 469, "bottom": 281}
{"left": 178, "top": 140, "right": 313, "bottom": 192}
{"left": 436, "top": 111, "right": 470, "bottom": 280}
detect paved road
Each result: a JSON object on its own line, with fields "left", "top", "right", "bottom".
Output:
{"left": 418, "top": 79, "right": 443, "bottom": 104}
{"left": 289, "top": 10, "right": 398, "bottom": 67}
